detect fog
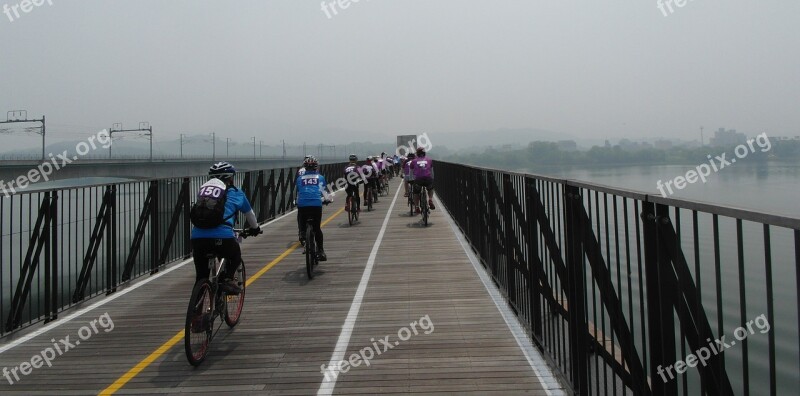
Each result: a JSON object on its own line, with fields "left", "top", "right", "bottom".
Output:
{"left": 1, "top": 0, "right": 798, "bottom": 151}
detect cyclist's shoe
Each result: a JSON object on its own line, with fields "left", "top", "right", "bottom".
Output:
{"left": 220, "top": 278, "right": 242, "bottom": 295}
{"left": 404, "top": 192, "right": 409, "bottom": 197}
{"left": 299, "top": 238, "right": 306, "bottom": 247}
{"left": 317, "top": 249, "right": 328, "bottom": 262}
{"left": 429, "top": 200, "right": 435, "bottom": 210}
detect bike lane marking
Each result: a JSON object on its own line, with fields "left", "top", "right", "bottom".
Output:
{"left": 318, "top": 186, "right": 401, "bottom": 395}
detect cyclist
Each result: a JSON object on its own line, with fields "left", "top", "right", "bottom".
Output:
{"left": 403, "top": 152, "right": 416, "bottom": 198}
{"left": 393, "top": 154, "right": 401, "bottom": 176}
{"left": 384, "top": 154, "right": 394, "bottom": 179}
{"left": 297, "top": 155, "right": 311, "bottom": 177}
{"left": 191, "top": 161, "right": 261, "bottom": 294}
{"left": 344, "top": 154, "right": 363, "bottom": 213}
{"left": 377, "top": 153, "right": 389, "bottom": 190}
{"left": 411, "top": 147, "right": 435, "bottom": 212}
{"left": 296, "top": 156, "right": 314, "bottom": 241}
{"left": 296, "top": 157, "right": 329, "bottom": 261}
{"left": 362, "top": 156, "right": 380, "bottom": 205}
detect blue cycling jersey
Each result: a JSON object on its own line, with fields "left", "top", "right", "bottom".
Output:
{"left": 296, "top": 172, "right": 327, "bottom": 207}
{"left": 191, "top": 186, "right": 253, "bottom": 239}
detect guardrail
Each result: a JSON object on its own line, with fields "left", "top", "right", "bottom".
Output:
{"left": 436, "top": 161, "right": 799, "bottom": 396}
{"left": 0, "top": 162, "right": 345, "bottom": 337}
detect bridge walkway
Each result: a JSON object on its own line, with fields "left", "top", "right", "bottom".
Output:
{"left": 0, "top": 179, "right": 565, "bottom": 395}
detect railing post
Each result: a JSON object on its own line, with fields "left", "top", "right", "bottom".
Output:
{"left": 642, "top": 202, "right": 677, "bottom": 396}
{"left": 503, "top": 174, "right": 518, "bottom": 311}
{"left": 183, "top": 178, "right": 191, "bottom": 258}
{"left": 45, "top": 191, "right": 58, "bottom": 323}
{"left": 525, "top": 177, "right": 543, "bottom": 341}
{"left": 150, "top": 180, "right": 160, "bottom": 274}
{"left": 106, "top": 186, "right": 117, "bottom": 294}
{"left": 564, "top": 184, "right": 589, "bottom": 395}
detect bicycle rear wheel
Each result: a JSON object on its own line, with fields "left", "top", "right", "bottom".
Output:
{"left": 185, "top": 279, "right": 213, "bottom": 366}
{"left": 306, "top": 227, "right": 316, "bottom": 279}
{"left": 348, "top": 197, "right": 355, "bottom": 226}
{"left": 421, "top": 190, "right": 429, "bottom": 226}
{"left": 224, "top": 261, "right": 246, "bottom": 327}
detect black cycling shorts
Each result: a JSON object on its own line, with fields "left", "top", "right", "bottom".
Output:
{"left": 413, "top": 178, "right": 434, "bottom": 192}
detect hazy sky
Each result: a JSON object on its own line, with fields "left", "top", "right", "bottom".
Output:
{"left": 1, "top": 0, "right": 798, "bottom": 150}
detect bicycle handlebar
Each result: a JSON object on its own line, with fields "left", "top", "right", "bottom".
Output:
{"left": 234, "top": 228, "right": 263, "bottom": 238}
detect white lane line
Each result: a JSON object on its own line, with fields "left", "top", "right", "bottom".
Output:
{"left": 437, "top": 196, "right": 566, "bottom": 395}
{"left": 0, "top": 209, "right": 298, "bottom": 354}
{"left": 318, "top": 186, "right": 401, "bottom": 395}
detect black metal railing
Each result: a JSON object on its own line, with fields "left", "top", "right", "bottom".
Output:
{"left": 0, "top": 162, "right": 344, "bottom": 337}
{"left": 436, "top": 161, "right": 799, "bottom": 396}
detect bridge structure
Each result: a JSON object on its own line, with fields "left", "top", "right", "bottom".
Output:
{"left": 0, "top": 161, "right": 797, "bottom": 395}
{"left": 0, "top": 158, "right": 301, "bottom": 184}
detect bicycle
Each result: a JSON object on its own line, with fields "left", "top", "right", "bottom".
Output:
{"left": 346, "top": 190, "right": 360, "bottom": 226}
{"left": 383, "top": 177, "right": 390, "bottom": 195}
{"left": 304, "top": 200, "right": 331, "bottom": 279}
{"left": 370, "top": 181, "right": 379, "bottom": 203}
{"left": 419, "top": 187, "right": 430, "bottom": 226}
{"left": 407, "top": 181, "right": 415, "bottom": 216}
{"left": 364, "top": 183, "right": 374, "bottom": 212}
{"left": 185, "top": 228, "right": 262, "bottom": 366}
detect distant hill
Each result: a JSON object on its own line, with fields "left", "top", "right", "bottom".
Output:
{"left": 430, "top": 128, "right": 572, "bottom": 152}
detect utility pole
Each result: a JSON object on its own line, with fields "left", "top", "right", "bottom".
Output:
{"left": 211, "top": 132, "right": 216, "bottom": 161}
{"left": 259, "top": 140, "right": 263, "bottom": 157}
{"left": 109, "top": 122, "right": 152, "bottom": 161}
{"left": 180, "top": 133, "right": 185, "bottom": 159}
{"left": 0, "top": 111, "right": 46, "bottom": 160}
{"left": 252, "top": 136, "right": 256, "bottom": 159}
{"left": 282, "top": 139, "right": 286, "bottom": 160}
{"left": 226, "top": 138, "right": 230, "bottom": 157}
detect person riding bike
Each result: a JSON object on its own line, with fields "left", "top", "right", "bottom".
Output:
{"left": 296, "top": 157, "right": 330, "bottom": 261}
{"left": 344, "top": 154, "right": 363, "bottom": 213}
{"left": 403, "top": 152, "right": 416, "bottom": 198}
{"left": 361, "top": 156, "right": 379, "bottom": 204}
{"left": 191, "top": 161, "right": 261, "bottom": 294}
{"left": 411, "top": 147, "right": 435, "bottom": 212}
{"left": 297, "top": 155, "right": 312, "bottom": 177}
{"left": 296, "top": 156, "right": 315, "bottom": 240}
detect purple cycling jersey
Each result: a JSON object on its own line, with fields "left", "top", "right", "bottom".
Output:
{"left": 362, "top": 163, "right": 379, "bottom": 179}
{"left": 344, "top": 164, "right": 363, "bottom": 185}
{"left": 412, "top": 157, "right": 433, "bottom": 179}
{"left": 402, "top": 160, "right": 411, "bottom": 175}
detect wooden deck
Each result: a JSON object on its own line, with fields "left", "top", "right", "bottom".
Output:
{"left": 0, "top": 179, "right": 566, "bottom": 395}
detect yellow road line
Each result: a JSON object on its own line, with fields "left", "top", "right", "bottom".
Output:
{"left": 99, "top": 207, "right": 345, "bottom": 395}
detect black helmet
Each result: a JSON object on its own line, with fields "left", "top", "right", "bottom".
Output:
{"left": 209, "top": 161, "right": 236, "bottom": 180}
{"left": 407, "top": 152, "right": 416, "bottom": 159}
{"left": 306, "top": 156, "right": 319, "bottom": 170}
{"left": 416, "top": 146, "right": 426, "bottom": 156}
{"left": 349, "top": 154, "right": 358, "bottom": 162}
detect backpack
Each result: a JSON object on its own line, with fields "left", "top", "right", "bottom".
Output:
{"left": 190, "top": 178, "right": 235, "bottom": 229}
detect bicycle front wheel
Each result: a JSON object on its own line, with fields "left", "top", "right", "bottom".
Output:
{"left": 224, "top": 261, "right": 246, "bottom": 328}
{"left": 185, "top": 279, "right": 213, "bottom": 366}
